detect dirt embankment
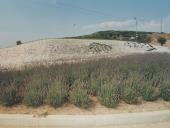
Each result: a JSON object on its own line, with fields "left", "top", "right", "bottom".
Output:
{"left": 0, "top": 97, "right": 169, "bottom": 115}
{"left": 150, "top": 33, "right": 170, "bottom": 47}
{"left": 0, "top": 39, "right": 170, "bottom": 69}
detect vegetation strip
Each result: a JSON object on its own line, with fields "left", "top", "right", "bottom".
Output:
{"left": 0, "top": 53, "right": 170, "bottom": 108}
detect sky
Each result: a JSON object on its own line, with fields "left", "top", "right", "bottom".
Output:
{"left": 0, "top": 0, "right": 170, "bottom": 47}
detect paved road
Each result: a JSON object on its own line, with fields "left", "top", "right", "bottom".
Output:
{"left": 0, "top": 110, "right": 170, "bottom": 127}
{"left": 1, "top": 122, "right": 170, "bottom": 128}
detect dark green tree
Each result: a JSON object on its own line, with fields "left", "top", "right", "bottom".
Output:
{"left": 16, "top": 40, "right": 22, "bottom": 45}
{"left": 158, "top": 37, "right": 167, "bottom": 46}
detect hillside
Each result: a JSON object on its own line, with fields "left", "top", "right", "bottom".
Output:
{"left": 72, "top": 30, "right": 170, "bottom": 45}
{"left": 72, "top": 30, "right": 152, "bottom": 42}
{"left": 0, "top": 39, "right": 170, "bottom": 69}
{"left": 0, "top": 38, "right": 170, "bottom": 118}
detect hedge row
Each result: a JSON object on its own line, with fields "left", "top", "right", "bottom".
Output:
{"left": 0, "top": 53, "right": 170, "bottom": 108}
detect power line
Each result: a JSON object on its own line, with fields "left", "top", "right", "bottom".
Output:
{"left": 55, "top": 1, "right": 116, "bottom": 18}
{"left": 55, "top": 0, "right": 139, "bottom": 34}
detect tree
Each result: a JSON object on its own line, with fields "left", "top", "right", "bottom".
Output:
{"left": 158, "top": 37, "right": 167, "bottom": 46}
{"left": 16, "top": 40, "right": 22, "bottom": 45}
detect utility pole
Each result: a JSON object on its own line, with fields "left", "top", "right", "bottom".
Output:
{"left": 73, "top": 24, "right": 76, "bottom": 37}
{"left": 134, "top": 17, "right": 138, "bottom": 42}
{"left": 160, "top": 18, "right": 163, "bottom": 34}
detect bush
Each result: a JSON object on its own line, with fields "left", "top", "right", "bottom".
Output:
{"left": 161, "top": 84, "right": 170, "bottom": 101}
{"left": 88, "top": 76, "right": 100, "bottom": 96}
{"left": 0, "top": 84, "right": 19, "bottom": 106}
{"left": 141, "top": 85, "right": 160, "bottom": 101}
{"left": 98, "top": 84, "right": 120, "bottom": 108}
{"left": 69, "top": 80, "right": 90, "bottom": 108}
{"left": 158, "top": 37, "right": 167, "bottom": 46}
{"left": 122, "top": 74, "right": 142, "bottom": 97}
{"left": 16, "top": 40, "right": 22, "bottom": 45}
{"left": 46, "top": 81, "right": 68, "bottom": 108}
{"left": 23, "top": 90, "right": 44, "bottom": 107}
{"left": 0, "top": 53, "right": 170, "bottom": 108}
{"left": 23, "top": 76, "right": 48, "bottom": 107}
{"left": 123, "top": 87, "right": 138, "bottom": 104}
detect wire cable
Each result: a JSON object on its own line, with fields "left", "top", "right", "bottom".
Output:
{"left": 55, "top": 0, "right": 116, "bottom": 18}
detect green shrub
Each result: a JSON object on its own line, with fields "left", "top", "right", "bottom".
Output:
{"left": 23, "top": 90, "right": 44, "bottom": 107}
{"left": 141, "top": 85, "right": 160, "bottom": 101}
{"left": 161, "top": 84, "right": 170, "bottom": 101}
{"left": 16, "top": 40, "right": 22, "bottom": 45}
{"left": 0, "top": 84, "right": 19, "bottom": 106}
{"left": 70, "top": 87, "right": 90, "bottom": 108}
{"left": 98, "top": 84, "right": 120, "bottom": 108}
{"left": 122, "top": 74, "right": 142, "bottom": 97}
{"left": 123, "top": 87, "right": 138, "bottom": 104}
{"left": 158, "top": 37, "right": 167, "bottom": 46}
{"left": 0, "top": 53, "right": 170, "bottom": 108}
{"left": 23, "top": 76, "right": 48, "bottom": 107}
{"left": 69, "top": 80, "right": 90, "bottom": 108}
{"left": 88, "top": 77, "right": 100, "bottom": 96}
{"left": 46, "top": 81, "right": 68, "bottom": 108}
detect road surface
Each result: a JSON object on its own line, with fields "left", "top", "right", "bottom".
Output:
{"left": 0, "top": 110, "right": 169, "bottom": 127}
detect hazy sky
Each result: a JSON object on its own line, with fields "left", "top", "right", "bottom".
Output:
{"left": 1, "top": 0, "right": 170, "bottom": 47}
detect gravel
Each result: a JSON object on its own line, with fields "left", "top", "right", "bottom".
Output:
{"left": 0, "top": 39, "right": 170, "bottom": 69}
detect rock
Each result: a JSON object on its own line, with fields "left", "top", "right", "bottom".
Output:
{"left": 89, "top": 42, "right": 112, "bottom": 53}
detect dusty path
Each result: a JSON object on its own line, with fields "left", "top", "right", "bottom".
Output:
{"left": 0, "top": 110, "right": 169, "bottom": 127}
